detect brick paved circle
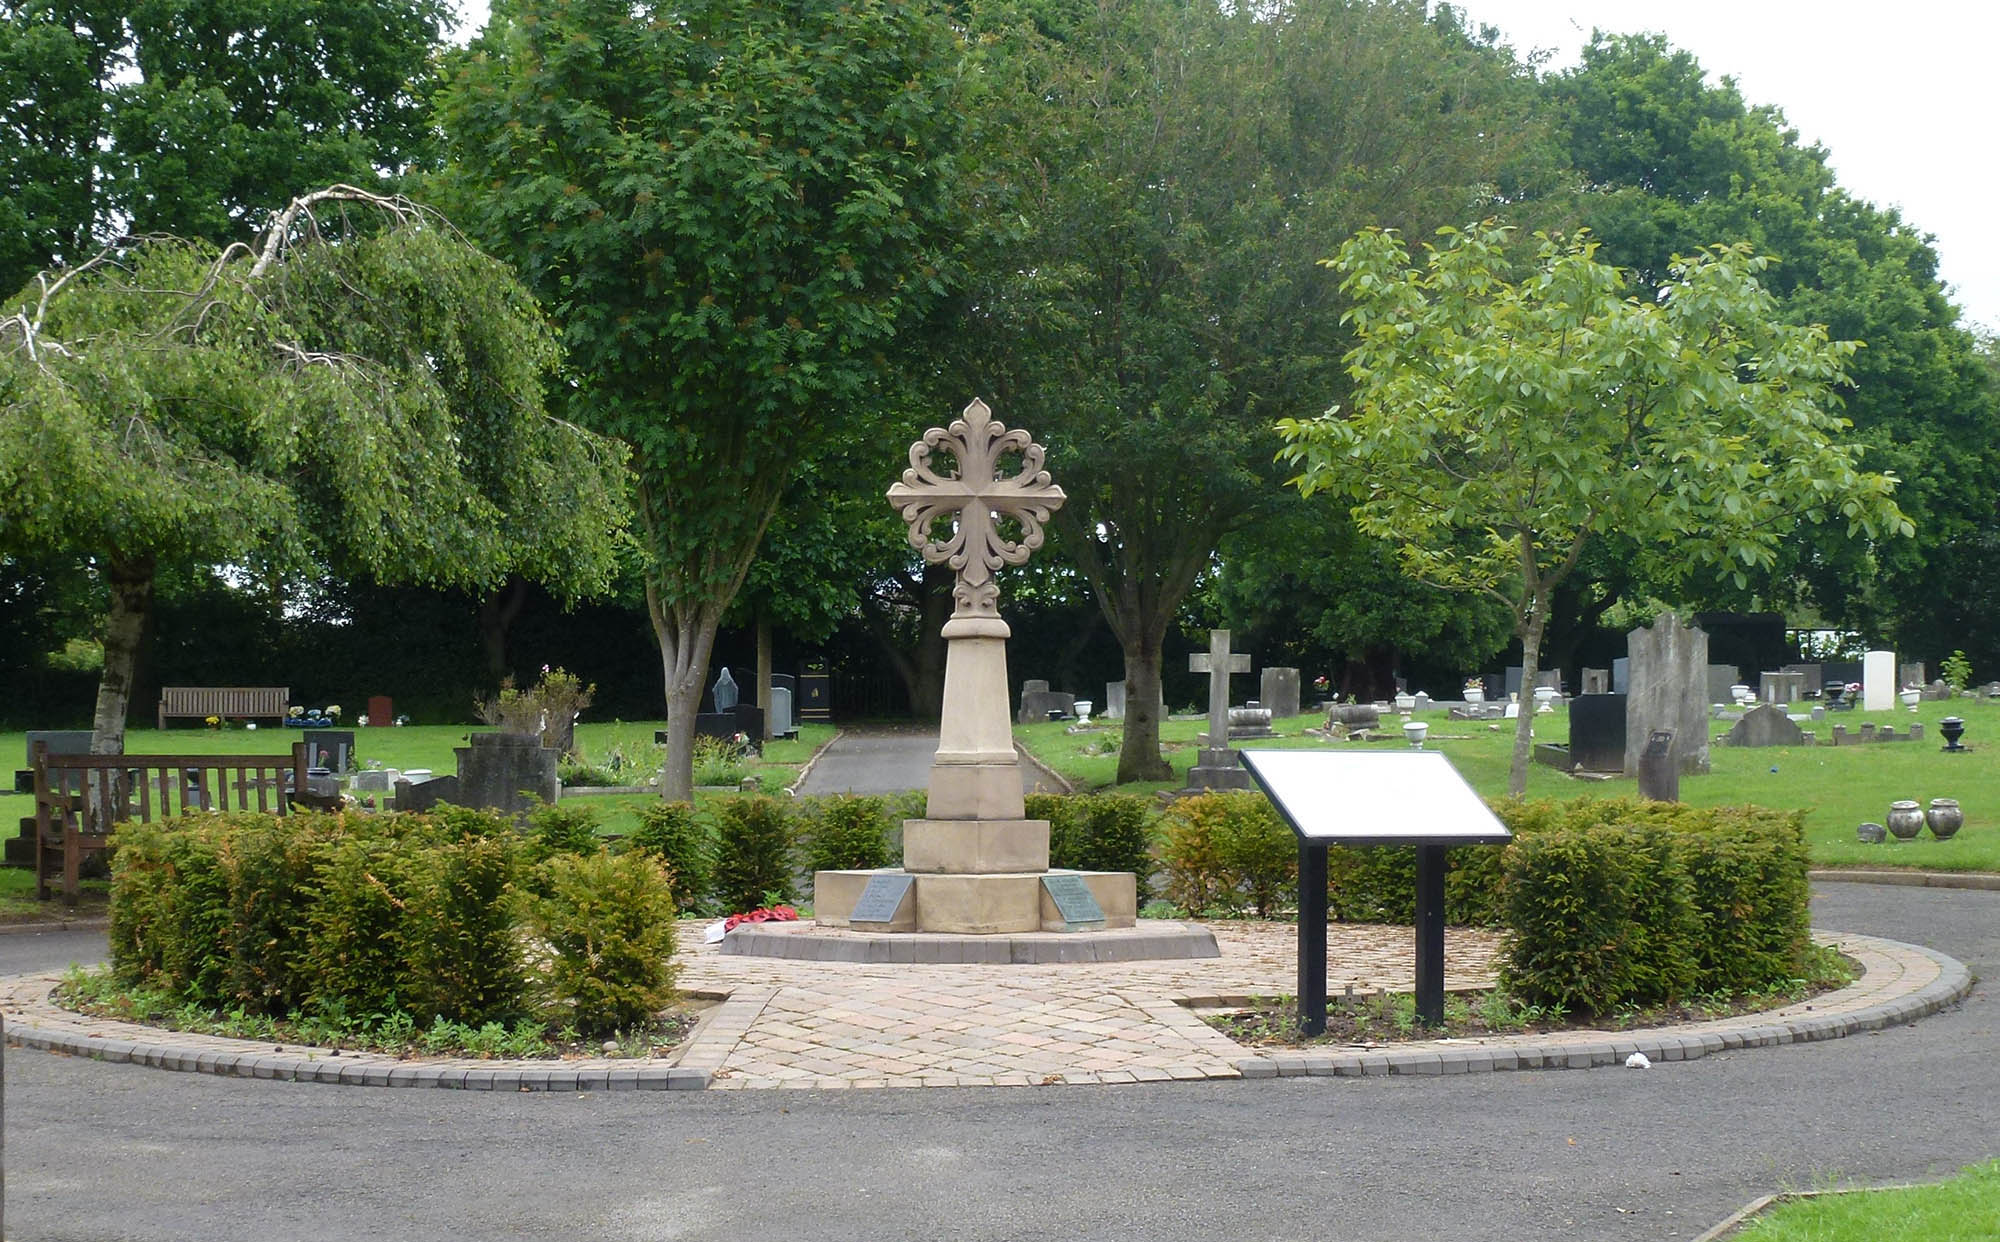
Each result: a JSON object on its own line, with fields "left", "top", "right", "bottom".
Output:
{"left": 0, "top": 921, "right": 1967, "bottom": 1091}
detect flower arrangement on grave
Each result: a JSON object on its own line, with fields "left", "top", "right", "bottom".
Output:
{"left": 288, "top": 706, "right": 304, "bottom": 720}
{"left": 1312, "top": 674, "right": 1330, "bottom": 693}
{"left": 722, "top": 904, "right": 798, "bottom": 932}
{"left": 324, "top": 705, "right": 341, "bottom": 720}
{"left": 356, "top": 714, "right": 369, "bottom": 727}
{"left": 204, "top": 715, "right": 220, "bottom": 730}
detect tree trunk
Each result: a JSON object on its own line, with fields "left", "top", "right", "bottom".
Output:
{"left": 1115, "top": 624, "right": 1173, "bottom": 783}
{"left": 1508, "top": 598, "right": 1550, "bottom": 797}
{"left": 91, "top": 556, "right": 155, "bottom": 755}
{"left": 755, "top": 615, "right": 774, "bottom": 741}
{"left": 647, "top": 579, "right": 722, "bottom": 803}
{"left": 478, "top": 575, "right": 530, "bottom": 686}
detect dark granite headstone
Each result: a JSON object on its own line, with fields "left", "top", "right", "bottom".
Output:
{"left": 1724, "top": 704, "right": 1805, "bottom": 748}
{"left": 1823, "top": 661, "right": 1862, "bottom": 689}
{"left": 302, "top": 730, "right": 355, "bottom": 774}
{"left": 1637, "top": 729, "right": 1679, "bottom": 802}
{"left": 798, "top": 672, "right": 831, "bottom": 722}
{"left": 1567, "top": 694, "right": 1627, "bottom": 772}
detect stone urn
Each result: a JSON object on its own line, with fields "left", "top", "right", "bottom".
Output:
{"left": 1856, "top": 822, "right": 1887, "bottom": 845}
{"left": 1886, "top": 800, "right": 1925, "bottom": 840}
{"left": 1402, "top": 720, "right": 1429, "bottom": 749}
{"left": 1927, "top": 798, "right": 1964, "bottom": 840}
{"left": 1394, "top": 691, "right": 1416, "bottom": 712}
{"left": 1533, "top": 686, "right": 1560, "bottom": 708}
{"left": 1463, "top": 683, "right": 1485, "bottom": 704}
{"left": 1900, "top": 688, "right": 1923, "bottom": 708}
{"left": 1941, "top": 716, "right": 1968, "bottom": 752}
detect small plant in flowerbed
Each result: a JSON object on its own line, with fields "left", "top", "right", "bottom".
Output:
{"left": 1209, "top": 943, "right": 1856, "bottom": 1047}
{"left": 62, "top": 805, "right": 690, "bottom": 1059}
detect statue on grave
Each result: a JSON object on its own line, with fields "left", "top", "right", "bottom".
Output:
{"left": 712, "top": 667, "right": 739, "bottom": 712}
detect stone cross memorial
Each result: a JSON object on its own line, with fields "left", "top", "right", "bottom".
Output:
{"left": 812, "top": 399, "right": 1141, "bottom": 936}
{"left": 1191, "top": 630, "right": 1251, "bottom": 746}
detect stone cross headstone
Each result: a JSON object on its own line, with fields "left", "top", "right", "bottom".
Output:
{"left": 1260, "top": 667, "right": 1301, "bottom": 721}
{"left": 1625, "top": 613, "right": 1711, "bottom": 777}
{"left": 1191, "top": 630, "right": 1252, "bottom": 747}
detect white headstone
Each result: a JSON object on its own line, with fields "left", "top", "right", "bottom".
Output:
{"left": 1863, "top": 650, "right": 1896, "bottom": 712}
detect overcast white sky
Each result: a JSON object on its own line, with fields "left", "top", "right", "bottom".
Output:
{"left": 451, "top": 1, "right": 1999, "bottom": 333}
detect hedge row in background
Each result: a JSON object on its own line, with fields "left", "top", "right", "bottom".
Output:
{"left": 109, "top": 807, "right": 677, "bottom": 1036}
{"left": 1151, "top": 791, "right": 1811, "bottom": 1014}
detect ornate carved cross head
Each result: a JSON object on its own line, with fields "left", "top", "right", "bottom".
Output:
{"left": 887, "top": 399, "right": 1066, "bottom": 619}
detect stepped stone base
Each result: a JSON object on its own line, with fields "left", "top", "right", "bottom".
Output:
{"left": 1185, "top": 747, "right": 1254, "bottom": 792}
{"left": 719, "top": 918, "right": 1218, "bottom": 964}
{"left": 815, "top": 867, "right": 1136, "bottom": 934}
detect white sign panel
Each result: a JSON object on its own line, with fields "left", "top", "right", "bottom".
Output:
{"left": 1239, "top": 750, "right": 1511, "bottom": 845}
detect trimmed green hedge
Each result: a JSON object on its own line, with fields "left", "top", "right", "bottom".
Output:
{"left": 109, "top": 809, "right": 678, "bottom": 1036}
{"left": 1026, "top": 791, "right": 1158, "bottom": 902}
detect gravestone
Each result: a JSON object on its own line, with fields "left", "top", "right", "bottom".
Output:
{"left": 1706, "top": 664, "right": 1740, "bottom": 705}
{"left": 1187, "top": 629, "right": 1254, "bottom": 791}
{"left": 1611, "top": 657, "right": 1630, "bottom": 694}
{"left": 366, "top": 695, "right": 392, "bottom": 727}
{"left": 1823, "top": 661, "right": 1863, "bottom": 690}
{"left": 1782, "top": 664, "right": 1824, "bottom": 698}
{"left": 798, "top": 670, "right": 831, "bottom": 721}
{"left": 1636, "top": 729, "right": 1679, "bottom": 802}
{"left": 302, "top": 730, "right": 355, "bottom": 774}
{"left": 1017, "top": 680, "right": 1076, "bottom": 723}
{"left": 1900, "top": 662, "right": 1926, "bottom": 693}
{"left": 1504, "top": 666, "right": 1522, "bottom": 699}
{"left": 1104, "top": 681, "right": 1126, "bottom": 719}
{"left": 768, "top": 685, "right": 796, "bottom": 738}
{"left": 1567, "top": 694, "right": 1627, "bottom": 772}
{"left": 1759, "top": 671, "right": 1804, "bottom": 705}
{"left": 1581, "top": 668, "right": 1611, "bottom": 696}
{"left": 1924, "top": 679, "right": 1954, "bottom": 702}
{"left": 1260, "top": 667, "right": 1301, "bottom": 720}
{"left": 1625, "top": 613, "right": 1710, "bottom": 777}
{"left": 393, "top": 773, "right": 460, "bottom": 813}
{"left": 1228, "top": 702, "right": 1275, "bottom": 740}
{"left": 453, "top": 732, "right": 558, "bottom": 817}
{"left": 1863, "top": 650, "right": 1896, "bottom": 711}
{"left": 1724, "top": 704, "right": 1806, "bottom": 748}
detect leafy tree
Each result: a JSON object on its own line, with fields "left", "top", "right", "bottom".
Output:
{"left": 1279, "top": 223, "right": 1910, "bottom": 794}
{"left": 436, "top": 0, "right": 965, "bottom": 799}
{"left": 0, "top": 0, "right": 447, "bottom": 295}
{"left": 1549, "top": 33, "right": 2000, "bottom": 656}
{"left": 957, "top": 0, "right": 1562, "bottom": 781}
{"left": 0, "top": 187, "right": 627, "bottom": 750}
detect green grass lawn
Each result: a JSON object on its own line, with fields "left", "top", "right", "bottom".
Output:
{"left": 1018, "top": 698, "right": 2000, "bottom": 871}
{"left": 1735, "top": 1159, "right": 2000, "bottom": 1240}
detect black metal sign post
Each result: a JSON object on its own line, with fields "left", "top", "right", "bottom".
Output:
{"left": 1297, "top": 839, "right": 1329, "bottom": 1034}
{"left": 1240, "top": 750, "right": 1511, "bottom": 1036}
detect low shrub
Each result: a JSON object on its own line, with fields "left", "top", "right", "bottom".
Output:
{"left": 105, "top": 808, "right": 681, "bottom": 1035}
{"left": 629, "top": 800, "right": 713, "bottom": 912}
{"left": 1029, "top": 792, "right": 1158, "bottom": 902}
{"left": 797, "top": 794, "right": 895, "bottom": 876}
{"left": 1492, "top": 798, "right": 1810, "bottom": 1013}
{"left": 712, "top": 796, "right": 794, "bottom": 913}
{"left": 692, "top": 735, "right": 751, "bottom": 787}
{"left": 1159, "top": 793, "right": 1295, "bottom": 917}
{"left": 526, "top": 850, "right": 680, "bottom": 1035}
{"left": 525, "top": 799, "right": 602, "bottom": 861}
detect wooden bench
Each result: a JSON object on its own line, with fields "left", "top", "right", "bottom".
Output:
{"left": 32, "top": 741, "right": 309, "bottom": 906}
{"left": 157, "top": 686, "right": 291, "bottom": 729}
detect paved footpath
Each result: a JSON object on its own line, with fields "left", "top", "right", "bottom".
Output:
{"left": 0, "top": 883, "right": 1994, "bottom": 1242}
{"left": 795, "top": 725, "right": 1062, "bottom": 796}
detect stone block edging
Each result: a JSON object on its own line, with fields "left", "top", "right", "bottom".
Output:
{"left": 1811, "top": 867, "right": 2000, "bottom": 891}
{"left": 0, "top": 930, "right": 1968, "bottom": 1092}
{"left": 1231, "top": 931, "right": 1971, "bottom": 1082}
